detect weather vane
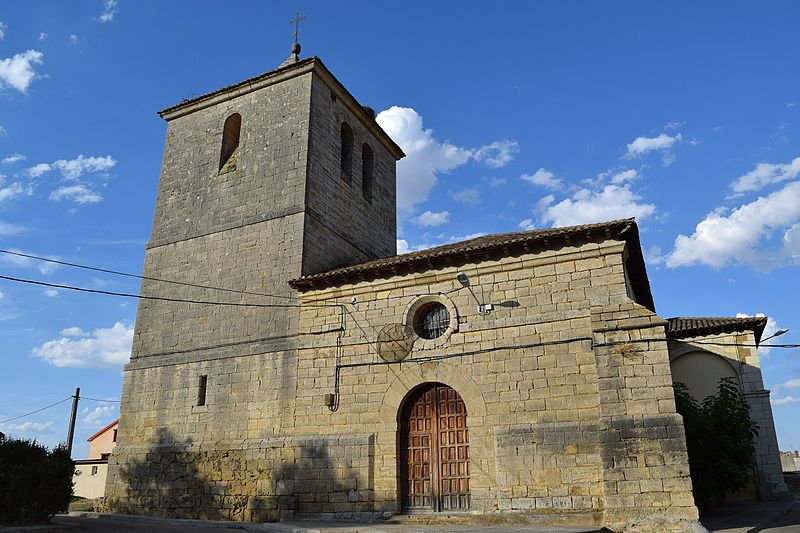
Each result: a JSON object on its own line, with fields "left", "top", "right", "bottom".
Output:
{"left": 290, "top": 11, "right": 306, "bottom": 45}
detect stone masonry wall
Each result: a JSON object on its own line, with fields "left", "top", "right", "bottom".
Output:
{"left": 292, "top": 239, "right": 700, "bottom": 529}
{"left": 302, "top": 74, "right": 397, "bottom": 274}
{"left": 109, "top": 61, "right": 404, "bottom": 522}
{"left": 591, "top": 303, "right": 698, "bottom": 531}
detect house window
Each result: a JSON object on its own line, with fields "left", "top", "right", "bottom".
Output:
{"left": 91, "top": 466, "right": 99, "bottom": 476}
{"left": 414, "top": 302, "right": 451, "bottom": 340}
{"left": 361, "top": 143, "right": 373, "bottom": 201}
{"left": 197, "top": 375, "right": 208, "bottom": 406}
{"left": 219, "top": 113, "right": 241, "bottom": 173}
{"left": 340, "top": 122, "right": 354, "bottom": 183}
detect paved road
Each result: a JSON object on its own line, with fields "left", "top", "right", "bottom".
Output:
{"left": 49, "top": 515, "right": 597, "bottom": 533}
{"left": 51, "top": 516, "right": 247, "bottom": 532}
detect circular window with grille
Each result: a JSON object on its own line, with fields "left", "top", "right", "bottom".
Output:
{"left": 413, "top": 302, "right": 451, "bottom": 340}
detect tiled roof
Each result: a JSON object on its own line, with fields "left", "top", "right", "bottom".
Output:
{"left": 87, "top": 418, "right": 119, "bottom": 442}
{"left": 290, "top": 218, "right": 655, "bottom": 311}
{"left": 666, "top": 317, "right": 768, "bottom": 342}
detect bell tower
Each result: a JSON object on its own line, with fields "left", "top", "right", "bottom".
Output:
{"left": 106, "top": 48, "right": 403, "bottom": 517}
{"left": 127, "top": 49, "right": 404, "bottom": 365}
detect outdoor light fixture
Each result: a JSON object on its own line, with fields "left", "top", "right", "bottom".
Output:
{"left": 456, "top": 272, "right": 469, "bottom": 285}
{"left": 761, "top": 328, "right": 790, "bottom": 343}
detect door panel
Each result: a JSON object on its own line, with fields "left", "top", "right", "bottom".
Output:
{"left": 400, "top": 383, "right": 469, "bottom": 512}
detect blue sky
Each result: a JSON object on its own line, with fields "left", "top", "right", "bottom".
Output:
{"left": 1, "top": 1, "right": 799, "bottom": 458}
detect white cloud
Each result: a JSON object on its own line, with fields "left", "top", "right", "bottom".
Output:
{"left": 376, "top": 107, "right": 516, "bottom": 213}
{"left": 376, "top": 106, "right": 472, "bottom": 213}
{"left": 412, "top": 210, "right": 450, "bottom": 227}
{"left": 26, "top": 163, "right": 51, "bottom": 177}
{"left": 49, "top": 184, "right": 103, "bottom": 204}
{"left": 538, "top": 184, "right": 656, "bottom": 227}
{"left": 0, "top": 50, "right": 44, "bottom": 93}
{"left": 69, "top": 34, "right": 79, "bottom": 46}
{"left": 38, "top": 32, "right": 48, "bottom": 41}
{"left": 2, "top": 153, "right": 26, "bottom": 164}
{"left": 0, "top": 126, "right": 6, "bottom": 136}
{"left": 44, "top": 289, "right": 59, "bottom": 298}
{"left": 0, "top": 421, "right": 54, "bottom": 433}
{"left": 450, "top": 188, "right": 481, "bottom": 205}
{"left": 487, "top": 177, "right": 507, "bottom": 188}
{"left": 772, "top": 395, "right": 800, "bottom": 406}
{"left": 625, "top": 133, "right": 682, "bottom": 158}
{"left": 32, "top": 321, "right": 134, "bottom": 368}
{"left": 396, "top": 239, "right": 409, "bottom": 254}
{"left": 473, "top": 140, "right": 518, "bottom": 168}
{"left": 81, "top": 405, "right": 116, "bottom": 425}
{"left": 774, "top": 378, "right": 800, "bottom": 392}
{"left": 0, "top": 182, "right": 26, "bottom": 202}
{"left": 61, "top": 326, "right": 87, "bottom": 337}
{"left": 0, "top": 221, "right": 25, "bottom": 235}
{"left": 521, "top": 168, "right": 563, "bottom": 191}
{"left": 730, "top": 156, "right": 800, "bottom": 194}
{"left": 667, "top": 180, "right": 800, "bottom": 269}
{"left": 519, "top": 219, "right": 536, "bottom": 231}
{"left": 664, "top": 121, "right": 686, "bottom": 130}
{"left": 0, "top": 290, "right": 5, "bottom": 300}
{"left": 97, "top": 0, "right": 119, "bottom": 23}
{"left": 736, "top": 313, "right": 781, "bottom": 356}
{"left": 610, "top": 169, "right": 639, "bottom": 184}
{"left": 0, "top": 22, "right": 6, "bottom": 41}
{"left": 52, "top": 155, "right": 116, "bottom": 180}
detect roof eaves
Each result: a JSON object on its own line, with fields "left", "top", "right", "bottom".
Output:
{"left": 87, "top": 418, "right": 120, "bottom": 442}
{"left": 290, "top": 218, "right": 653, "bottom": 311}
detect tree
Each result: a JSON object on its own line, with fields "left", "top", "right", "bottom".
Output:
{"left": 673, "top": 377, "right": 759, "bottom": 509}
{"left": 0, "top": 437, "right": 74, "bottom": 525}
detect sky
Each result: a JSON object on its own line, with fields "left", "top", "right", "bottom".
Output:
{"left": 0, "top": 1, "right": 799, "bottom": 458}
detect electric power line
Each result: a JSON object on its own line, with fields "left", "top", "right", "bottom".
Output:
{"left": 0, "top": 248, "right": 301, "bottom": 302}
{"left": 0, "top": 397, "right": 73, "bottom": 425}
{"left": 81, "top": 396, "right": 121, "bottom": 403}
{"left": 0, "top": 274, "right": 335, "bottom": 309}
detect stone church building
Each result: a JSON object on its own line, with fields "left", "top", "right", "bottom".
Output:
{"left": 104, "top": 47, "right": 787, "bottom": 531}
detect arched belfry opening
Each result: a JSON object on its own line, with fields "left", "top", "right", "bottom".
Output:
{"left": 219, "top": 113, "right": 241, "bottom": 173}
{"left": 399, "top": 382, "right": 470, "bottom": 512}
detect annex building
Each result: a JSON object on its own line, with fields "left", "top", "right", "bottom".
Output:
{"left": 105, "top": 46, "right": 787, "bottom": 532}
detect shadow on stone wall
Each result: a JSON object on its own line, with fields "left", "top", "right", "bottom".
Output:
{"left": 106, "top": 428, "right": 375, "bottom": 522}
{"left": 269, "top": 435, "right": 375, "bottom": 519}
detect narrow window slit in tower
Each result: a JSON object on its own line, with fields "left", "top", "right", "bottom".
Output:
{"left": 340, "top": 122, "right": 354, "bottom": 183}
{"left": 197, "top": 375, "right": 208, "bottom": 406}
{"left": 362, "top": 143, "right": 374, "bottom": 201}
{"left": 219, "top": 113, "right": 241, "bottom": 173}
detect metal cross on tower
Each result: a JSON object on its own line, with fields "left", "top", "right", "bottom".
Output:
{"left": 290, "top": 11, "right": 306, "bottom": 44}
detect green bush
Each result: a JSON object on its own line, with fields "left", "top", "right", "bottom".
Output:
{"left": 674, "top": 377, "right": 759, "bottom": 509}
{"left": 0, "top": 435, "right": 74, "bottom": 525}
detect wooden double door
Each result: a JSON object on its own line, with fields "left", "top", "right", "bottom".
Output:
{"left": 400, "top": 383, "right": 470, "bottom": 512}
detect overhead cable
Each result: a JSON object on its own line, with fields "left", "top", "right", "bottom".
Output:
{"left": 0, "top": 397, "right": 73, "bottom": 425}
{"left": 0, "top": 274, "right": 334, "bottom": 309}
{"left": 0, "top": 248, "right": 300, "bottom": 302}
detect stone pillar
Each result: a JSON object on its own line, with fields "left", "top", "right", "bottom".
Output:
{"left": 743, "top": 390, "right": 790, "bottom": 499}
{"left": 591, "top": 303, "right": 701, "bottom": 532}
{"left": 737, "top": 334, "right": 790, "bottom": 500}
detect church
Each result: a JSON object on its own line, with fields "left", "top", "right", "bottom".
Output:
{"left": 104, "top": 43, "right": 787, "bottom": 531}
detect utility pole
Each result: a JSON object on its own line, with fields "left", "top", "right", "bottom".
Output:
{"left": 66, "top": 387, "right": 80, "bottom": 458}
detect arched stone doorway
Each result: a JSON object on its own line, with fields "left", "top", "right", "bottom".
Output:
{"left": 399, "top": 382, "right": 470, "bottom": 512}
